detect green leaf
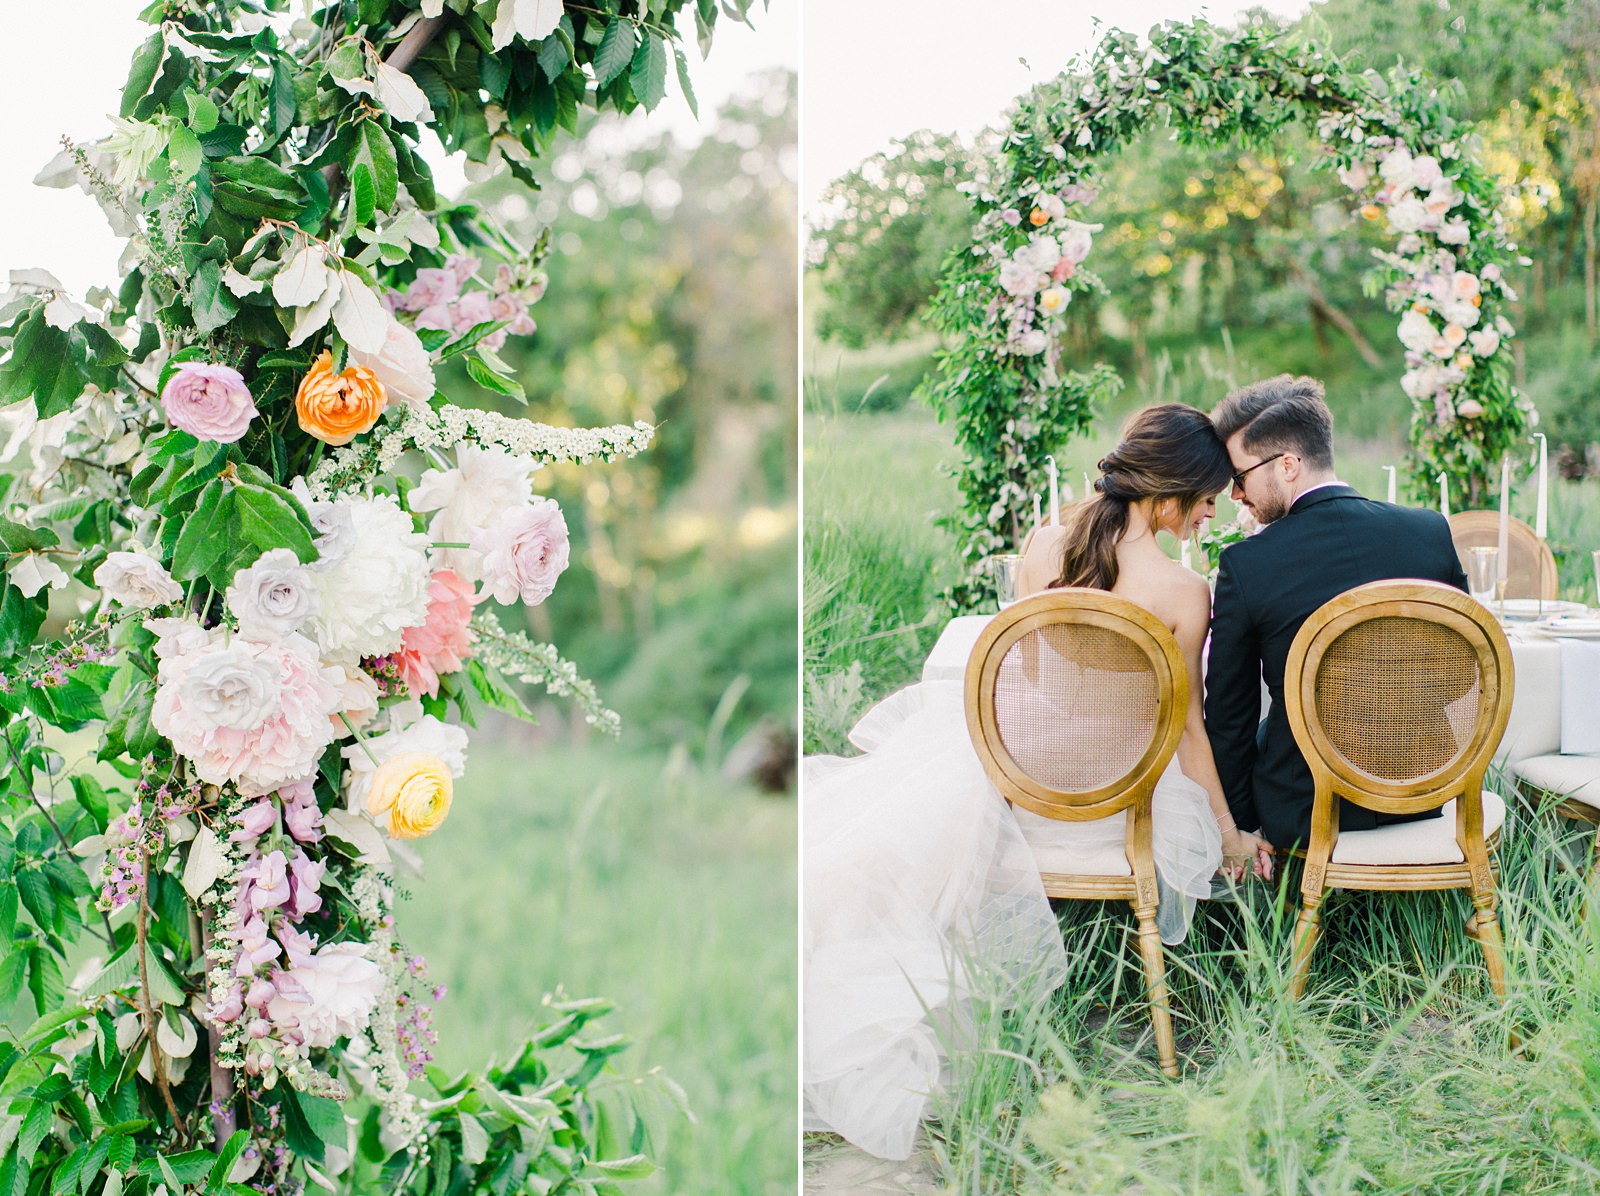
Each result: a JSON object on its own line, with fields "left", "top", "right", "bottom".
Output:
{"left": 27, "top": 947, "right": 63, "bottom": 1015}
{"left": 350, "top": 161, "right": 376, "bottom": 227}
{"left": 168, "top": 124, "right": 203, "bottom": 182}
{"left": 593, "top": 20, "right": 634, "bottom": 87}
{"left": 207, "top": 1131, "right": 249, "bottom": 1194}
{"left": 170, "top": 480, "right": 231, "bottom": 581}
{"left": 672, "top": 44, "right": 698, "bottom": 119}
{"left": 465, "top": 353, "right": 526, "bottom": 402}
{"left": 465, "top": 659, "right": 538, "bottom": 724}
{"left": 0, "top": 582, "right": 47, "bottom": 661}
{"left": 233, "top": 483, "right": 316, "bottom": 562}
{"left": 356, "top": 120, "right": 399, "bottom": 213}
{"left": 185, "top": 91, "right": 220, "bottom": 134}
{"left": 0, "top": 516, "right": 60, "bottom": 554}
{"left": 190, "top": 259, "right": 239, "bottom": 335}
{"left": 538, "top": 26, "right": 571, "bottom": 80}
{"left": 17, "top": 867, "right": 55, "bottom": 932}
{"left": 0, "top": 951, "right": 26, "bottom": 1009}
{"left": 0, "top": 306, "right": 89, "bottom": 417}
{"left": 103, "top": 677, "right": 159, "bottom": 763}
{"left": 591, "top": 1156, "right": 654, "bottom": 1180}
{"left": 269, "top": 58, "right": 298, "bottom": 138}
{"left": 80, "top": 943, "right": 186, "bottom": 1005}
{"left": 458, "top": 1113, "right": 489, "bottom": 1166}
{"left": 629, "top": 32, "right": 668, "bottom": 111}
{"left": 0, "top": 883, "right": 15, "bottom": 943}
{"left": 283, "top": 1090, "right": 343, "bottom": 1164}
{"left": 120, "top": 33, "right": 165, "bottom": 118}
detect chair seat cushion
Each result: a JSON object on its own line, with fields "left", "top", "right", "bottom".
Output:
{"left": 1512, "top": 754, "right": 1600, "bottom": 809}
{"left": 1329, "top": 791, "right": 1506, "bottom": 866}
{"left": 1016, "top": 817, "right": 1133, "bottom": 877}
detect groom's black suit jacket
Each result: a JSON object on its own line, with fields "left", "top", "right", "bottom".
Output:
{"left": 1203, "top": 485, "right": 1469, "bottom": 848}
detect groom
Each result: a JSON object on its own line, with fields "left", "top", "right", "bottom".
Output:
{"left": 1203, "top": 375, "right": 1469, "bottom": 849}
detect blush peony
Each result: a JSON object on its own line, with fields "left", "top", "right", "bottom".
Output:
{"left": 409, "top": 445, "right": 535, "bottom": 578}
{"left": 160, "top": 362, "right": 258, "bottom": 443}
{"left": 395, "top": 570, "right": 476, "bottom": 698}
{"left": 349, "top": 314, "right": 436, "bottom": 414}
{"left": 295, "top": 351, "right": 387, "bottom": 445}
{"left": 470, "top": 497, "right": 571, "bottom": 607}
{"left": 151, "top": 630, "right": 344, "bottom": 796}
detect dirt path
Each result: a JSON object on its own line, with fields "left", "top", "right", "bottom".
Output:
{"left": 802, "top": 1134, "right": 943, "bottom": 1195}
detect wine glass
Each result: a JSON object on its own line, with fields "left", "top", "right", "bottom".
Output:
{"left": 1466, "top": 546, "right": 1499, "bottom": 610}
{"left": 992, "top": 553, "right": 1023, "bottom": 609}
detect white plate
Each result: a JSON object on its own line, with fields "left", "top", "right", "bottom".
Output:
{"left": 1499, "top": 599, "right": 1587, "bottom": 622}
{"left": 1537, "top": 615, "right": 1600, "bottom": 640}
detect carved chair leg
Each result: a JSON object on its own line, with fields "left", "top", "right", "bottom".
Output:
{"left": 1289, "top": 891, "right": 1325, "bottom": 1001}
{"left": 1468, "top": 888, "right": 1508, "bottom": 1001}
{"left": 1133, "top": 903, "right": 1178, "bottom": 1078}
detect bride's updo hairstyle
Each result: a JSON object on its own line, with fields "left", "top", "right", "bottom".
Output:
{"left": 1050, "top": 403, "right": 1232, "bottom": 592}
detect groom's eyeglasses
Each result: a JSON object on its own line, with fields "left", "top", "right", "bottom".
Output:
{"left": 1230, "top": 452, "right": 1286, "bottom": 490}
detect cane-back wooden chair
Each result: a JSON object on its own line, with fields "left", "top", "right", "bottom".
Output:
{"left": 1448, "top": 510, "right": 1558, "bottom": 600}
{"left": 1284, "top": 580, "right": 1515, "bottom": 1001}
{"left": 964, "top": 589, "right": 1189, "bottom": 1076}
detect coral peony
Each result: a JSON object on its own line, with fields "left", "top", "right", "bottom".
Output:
{"left": 160, "top": 362, "right": 258, "bottom": 443}
{"left": 295, "top": 351, "right": 387, "bottom": 445}
{"left": 365, "top": 751, "right": 454, "bottom": 839}
{"left": 396, "top": 570, "right": 476, "bottom": 698}
{"left": 471, "top": 497, "right": 571, "bottom": 607}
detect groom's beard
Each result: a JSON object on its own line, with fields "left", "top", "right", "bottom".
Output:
{"left": 1249, "top": 486, "right": 1293, "bottom": 525}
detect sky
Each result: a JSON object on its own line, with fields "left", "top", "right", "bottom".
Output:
{"left": 803, "top": 0, "right": 1315, "bottom": 218}
{"left": 0, "top": 2, "right": 797, "bottom": 298}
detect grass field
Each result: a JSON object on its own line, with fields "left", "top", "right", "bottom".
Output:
{"left": 397, "top": 730, "right": 797, "bottom": 1196}
{"left": 803, "top": 395, "right": 1600, "bottom": 1193}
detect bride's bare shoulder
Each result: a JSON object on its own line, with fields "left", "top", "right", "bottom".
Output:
{"left": 1116, "top": 557, "right": 1209, "bottom": 628}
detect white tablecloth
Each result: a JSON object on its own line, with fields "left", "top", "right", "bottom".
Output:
{"left": 921, "top": 613, "right": 1563, "bottom": 771}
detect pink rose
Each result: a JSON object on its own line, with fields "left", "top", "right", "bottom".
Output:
{"left": 470, "top": 498, "right": 571, "bottom": 607}
{"left": 396, "top": 570, "right": 477, "bottom": 698}
{"left": 160, "top": 362, "right": 258, "bottom": 443}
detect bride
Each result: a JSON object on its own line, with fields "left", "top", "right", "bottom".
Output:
{"left": 803, "top": 403, "right": 1274, "bottom": 1161}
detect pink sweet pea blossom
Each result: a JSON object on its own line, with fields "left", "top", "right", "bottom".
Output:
{"left": 396, "top": 570, "right": 477, "bottom": 698}
{"left": 248, "top": 849, "right": 291, "bottom": 914}
{"left": 160, "top": 362, "right": 258, "bottom": 443}
{"left": 397, "top": 267, "right": 460, "bottom": 313}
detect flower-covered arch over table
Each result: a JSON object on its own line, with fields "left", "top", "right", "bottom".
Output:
{"left": 920, "top": 18, "right": 1529, "bottom": 606}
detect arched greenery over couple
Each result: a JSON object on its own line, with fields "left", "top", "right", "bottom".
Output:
{"left": 802, "top": 375, "right": 1470, "bottom": 1160}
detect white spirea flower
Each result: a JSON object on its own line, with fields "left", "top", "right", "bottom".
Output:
{"left": 264, "top": 941, "right": 384, "bottom": 1049}
{"left": 409, "top": 445, "right": 536, "bottom": 577}
{"left": 306, "top": 495, "right": 431, "bottom": 663}
{"left": 342, "top": 709, "right": 468, "bottom": 812}
{"left": 94, "top": 551, "right": 183, "bottom": 609}
{"left": 227, "top": 549, "right": 321, "bottom": 641}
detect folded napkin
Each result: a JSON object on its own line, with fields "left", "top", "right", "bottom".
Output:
{"left": 1559, "top": 639, "right": 1600, "bottom": 755}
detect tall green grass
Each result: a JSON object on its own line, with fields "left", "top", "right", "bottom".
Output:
{"left": 400, "top": 733, "right": 796, "bottom": 1196}
{"left": 804, "top": 392, "right": 1600, "bottom": 1193}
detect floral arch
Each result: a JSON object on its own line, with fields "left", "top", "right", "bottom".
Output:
{"left": 920, "top": 19, "right": 1529, "bottom": 606}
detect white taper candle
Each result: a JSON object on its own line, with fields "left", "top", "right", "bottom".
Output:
{"left": 1048, "top": 459, "right": 1060, "bottom": 525}
{"left": 1497, "top": 456, "right": 1511, "bottom": 585}
{"left": 1534, "top": 433, "right": 1548, "bottom": 540}
{"left": 1384, "top": 465, "right": 1397, "bottom": 505}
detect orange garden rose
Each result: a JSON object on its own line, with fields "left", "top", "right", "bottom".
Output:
{"left": 1360, "top": 204, "right": 1383, "bottom": 221}
{"left": 295, "top": 351, "right": 388, "bottom": 445}
{"left": 1028, "top": 207, "right": 1049, "bottom": 226}
{"left": 366, "top": 751, "right": 453, "bottom": 839}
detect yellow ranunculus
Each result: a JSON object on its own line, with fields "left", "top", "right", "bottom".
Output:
{"left": 366, "top": 752, "right": 453, "bottom": 840}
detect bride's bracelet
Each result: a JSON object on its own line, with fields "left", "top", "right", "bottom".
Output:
{"left": 1217, "top": 815, "right": 1238, "bottom": 834}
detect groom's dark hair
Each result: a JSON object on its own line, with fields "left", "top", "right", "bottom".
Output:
{"left": 1212, "top": 375, "right": 1335, "bottom": 470}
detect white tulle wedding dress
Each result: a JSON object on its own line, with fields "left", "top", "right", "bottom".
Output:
{"left": 802, "top": 678, "right": 1222, "bottom": 1160}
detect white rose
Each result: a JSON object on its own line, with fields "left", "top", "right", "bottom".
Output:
{"left": 1397, "top": 309, "right": 1437, "bottom": 354}
{"left": 1401, "top": 366, "right": 1440, "bottom": 399}
{"left": 1386, "top": 197, "right": 1427, "bottom": 233}
{"left": 328, "top": 663, "right": 380, "bottom": 735}
{"left": 1438, "top": 218, "right": 1471, "bottom": 245}
{"left": 94, "top": 551, "right": 183, "bottom": 609}
{"left": 349, "top": 315, "right": 436, "bottom": 414}
{"left": 1019, "top": 236, "right": 1061, "bottom": 272}
{"left": 1469, "top": 326, "right": 1501, "bottom": 357}
{"left": 1336, "top": 161, "right": 1371, "bottom": 190}
{"left": 1441, "top": 299, "right": 1479, "bottom": 329}
{"left": 289, "top": 478, "right": 357, "bottom": 566}
{"left": 170, "top": 640, "right": 280, "bottom": 732}
{"left": 1451, "top": 270, "right": 1481, "bottom": 300}
{"left": 1410, "top": 154, "right": 1444, "bottom": 192}
{"left": 1378, "top": 146, "right": 1417, "bottom": 191}
{"left": 998, "top": 260, "right": 1045, "bottom": 297}
{"left": 227, "top": 549, "right": 321, "bottom": 641}
{"left": 1016, "top": 328, "right": 1049, "bottom": 356}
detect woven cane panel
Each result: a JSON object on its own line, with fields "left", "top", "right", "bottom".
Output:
{"left": 993, "top": 623, "right": 1159, "bottom": 792}
{"left": 1313, "top": 616, "right": 1481, "bottom": 782}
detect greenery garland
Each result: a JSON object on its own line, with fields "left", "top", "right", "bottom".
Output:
{"left": 0, "top": 1, "right": 749, "bottom": 1193}
{"left": 920, "top": 18, "right": 1530, "bottom": 607}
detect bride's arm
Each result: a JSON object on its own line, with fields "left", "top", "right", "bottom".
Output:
{"left": 1169, "top": 572, "right": 1275, "bottom": 879}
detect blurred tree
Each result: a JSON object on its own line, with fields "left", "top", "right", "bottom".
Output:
{"left": 441, "top": 67, "right": 798, "bottom": 760}
{"left": 809, "top": 130, "right": 979, "bottom": 346}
